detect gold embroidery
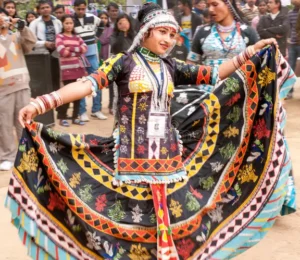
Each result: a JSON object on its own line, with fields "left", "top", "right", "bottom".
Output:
{"left": 69, "top": 172, "right": 81, "bottom": 188}
{"left": 17, "top": 148, "right": 39, "bottom": 173}
{"left": 128, "top": 243, "right": 151, "bottom": 260}
{"left": 223, "top": 126, "right": 239, "bottom": 138}
{"left": 169, "top": 199, "right": 183, "bottom": 218}
{"left": 238, "top": 164, "right": 258, "bottom": 183}
{"left": 258, "top": 67, "right": 276, "bottom": 87}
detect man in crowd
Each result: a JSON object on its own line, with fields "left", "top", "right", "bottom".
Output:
{"left": 177, "top": 0, "right": 202, "bottom": 48}
{"left": 193, "top": 0, "right": 206, "bottom": 16}
{"left": 241, "top": 0, "right": 259, "bottom": 24}
{"left": 29, "top": 0, "right": 62, "bottom": 98}
{"left": 0, "top": 8, "right": 36, "bottom": 171}
{"left": 73, "top": 0, "right": 107, "bottom": 121}
{"left": 286, "top": 0, "right": 300, "bottom": 99}
{"left": 257, "top": 0, "right": 289, "bottom": 57}
{"left": 53, "top": 4, "right": 65, "bottom": 21}
{"left": 107, "top": 2, "right": 119, "bottom": 28}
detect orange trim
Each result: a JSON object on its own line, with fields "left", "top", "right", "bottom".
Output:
{"left": 196, "top": 66, "right": 211, "bottom": 85}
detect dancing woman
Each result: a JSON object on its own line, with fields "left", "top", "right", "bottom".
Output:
{"left": 187, "top": 0, "right": 258, "bottom": 66}
{"left": 7, "top": 3, "right": 296, "bottom": 260}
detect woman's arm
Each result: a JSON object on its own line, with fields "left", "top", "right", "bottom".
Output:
{"left": 218, "top": 38, "right": 277, "bottom": 80}
{"left": 55, "top": 34, "right": 71, "bottom": 57}
{"left": 67, "top": 36, "right": 87, "bottom": 54}
{"left": 19, "top": 53, "right": 125, "bottom": 127}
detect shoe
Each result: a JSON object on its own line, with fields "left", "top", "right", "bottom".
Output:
{"left": 109, "top": 108, "right": 114, "bottom": 115}
{"left": 72, "top": 118, "right": 85, "bottom": 125}
{"left": 0, "top": 161, "right": 13, "bottom": 171}
{"left": 59, "top": 120, "right": 70, "bottom": 127}
{"left": 91, "top": 111, "right": 108, "bottom": 120}
{"left": 80, "top": 113, "right": 90, "bottom": 122}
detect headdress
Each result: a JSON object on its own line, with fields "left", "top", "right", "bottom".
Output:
{"left": 128, "top": 3, "right": 179, "bottom": 53}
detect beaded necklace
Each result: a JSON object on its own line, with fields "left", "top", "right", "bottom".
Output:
{"left": 138, "top": 47, "right": 161, "bottom": 63}
{"left": 216, "top": 21, "right": 236, "bottom": 33}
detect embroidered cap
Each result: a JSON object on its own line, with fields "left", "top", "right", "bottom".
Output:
{"left": 128, "top": 3, "right": 179, "bottom": 53}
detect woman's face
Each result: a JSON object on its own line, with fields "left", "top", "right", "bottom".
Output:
{"left": 142, "top": 27, "right": 176, "bottom": 56}
{"left": 100, "top": 14, "right": 108, "bottom": 25}
{"left": 27, "top": 14, "right": 36, "bottom": 24}
{"left": 207, "top": 0, "right": 231, "bottom": 23}
{"left": 117, "top": 17, "right": 130, "bottom": 32}
{"left": 4, "top": 3, "right": 16, "bottom": 17}
{"left": 63, "top": 17, "right": 74, "bottom": 33}
{"left": 258, "top": 2, "right": 267, "bottom": 14}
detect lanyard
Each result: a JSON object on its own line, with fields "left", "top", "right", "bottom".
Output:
{"left": 136, "top": 50, "right": 164, "bottom": 98}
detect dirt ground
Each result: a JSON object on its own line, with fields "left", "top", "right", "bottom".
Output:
{"left": 0, "top": 86, "right": 299, "bottom": 260}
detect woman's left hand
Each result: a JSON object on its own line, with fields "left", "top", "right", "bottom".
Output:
{"left": 253, "top": 38, "right": 278, "bottom": 52}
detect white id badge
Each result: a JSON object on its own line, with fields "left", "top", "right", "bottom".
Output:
{"left": 147, "top": 112, "right": 168, "bottom": 139}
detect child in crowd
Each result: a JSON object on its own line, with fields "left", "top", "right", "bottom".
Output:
{"left": 55, "top": 15, "right": 87, "bottom": 126}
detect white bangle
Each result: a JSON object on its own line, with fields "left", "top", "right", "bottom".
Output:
{"left": 77, "top": 76, "right": 97, "bottom": 97}
{"left": 30, "top": 101, "right": 41, "bottom": 115}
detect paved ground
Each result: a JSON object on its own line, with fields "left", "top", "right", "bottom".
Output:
{"left": 0, "top": 86, "right": 299, "bottom": 260}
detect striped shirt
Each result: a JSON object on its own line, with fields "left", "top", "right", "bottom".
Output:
{"left": 241, "top": 4, "right": 259, "bottom": 24}
{"left": 73, "top": 13, "right": 101, "bottom": 56}
{"left": 55, "top": 34, "right": 87, "bottom": 81}
{"left": 288, "top": 8, "right": 300, "bottom": 45}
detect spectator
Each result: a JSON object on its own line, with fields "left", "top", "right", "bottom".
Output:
{"left": 188, "top": 0, "right": 258, "bottom": 65}
{"left": 29, "top": 0, "right": 62, "bottom": 98}
{"left": 202, "top": 8, "right": 211, "bottom": 25}
{"left": 287, "top": 0, "right": 300, "bottom": 99}
{"left": 55, "top": 15, "right": 87, "bottom": 126}
{"left": 54, "top": 4, "right": 65, "bottom": 21}
{"left": 241, "top": 0, "right": 259, "bottom": 24}
{"left": 257, "top": 0, "right": 289, "bottom": 57}
{"left": 3, "top": 0, "right": 18, "bottom": 18}
{"left": 170, "top": 32, "right": 188, "bottom": 61}
{"left": 98, "top": 11, "right": 114, "bottom": 115}
{"left": 0, "top": 8, "right": 36, "bottom": 171}
{"left": 107, "top": 2, "right": 119, "bottom": 28}
{"left": 193, "top": 0, "right": 206, "bottom": 16}
{"left": 25, "top": 11, "right": 38, "bottom": 26}
{"left": 98, "top": 11, "right": 113, "bottom": 60}
{"left": 73, "top": 0, "right": 107, "bottom": 121}
{"left": 251, "top": 0, "right": 267, "bottom": 30}
{"left": 177, "top": 0, "right": 202, "bottom": 47}
{"left": 110, "top": 13, "right": 136, "bottom": 54}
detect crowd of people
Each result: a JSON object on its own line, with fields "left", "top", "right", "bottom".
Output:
{"left": 0, "top": 0, "right": 298, "bottom": 168}
{"left": 1, "top": 0, "right": 297, "bottom": 259}
{"left": 0, "top": 0, "right": 299, "bottom": 168}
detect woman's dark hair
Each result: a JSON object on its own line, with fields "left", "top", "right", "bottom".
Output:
{"left": 3, "top": 0, "right": 17, "bottom": 18}
{"left": 61, "top": 15, "right": 75, "bottom": 34}
{"left": 202, "top": 8, "right": 210, "bottom": 18}
{"left": 114, "top": 13, "right": 135, "bottom": 40}
{"left": 25, "top": 11, "right": 38, "bottom": 25}
{"left": 98, "top": 11, "right": 110, "bottom": 27}
{"left": 230, "top": 0, "right": 249, "bottom": 25}
{"left": 137, "top": 3, "right": 161, "bottom": 24}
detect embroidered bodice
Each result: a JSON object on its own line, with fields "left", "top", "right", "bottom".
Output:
{"left": 202, "top": 25, "right": 246, "bottom": 66}
{"left": 89, "top": 49, "right": 218, "bottom": 184}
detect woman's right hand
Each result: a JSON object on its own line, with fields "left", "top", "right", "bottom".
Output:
{"left": 19, "top": 104, "right": 38, "bottom": 128}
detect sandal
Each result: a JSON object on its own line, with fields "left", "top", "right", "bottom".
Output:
{"left": 59, "top": 120, "right": 70, "bottom": 127}
{"left": 72, "top": 118, "right": 85, "bottom": 126}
